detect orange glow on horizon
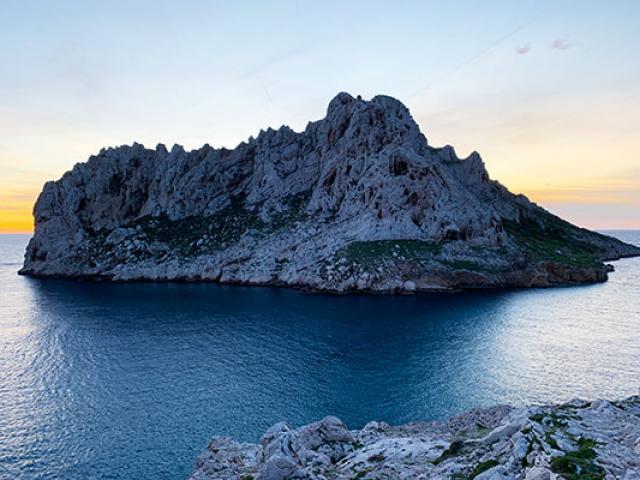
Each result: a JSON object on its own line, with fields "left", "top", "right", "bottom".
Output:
{"left": 0, "top": 210, "right": 33, "bottom": 233}
{"left": 0, "top": 189, "right": 35, "bottom": 233}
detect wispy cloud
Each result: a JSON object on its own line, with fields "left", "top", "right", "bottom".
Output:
{"left": 0, "top": 191, "right": 37, "bottom": 203}
{"left": 551, "top": 38, "right": 571, "bottom": 50}
{"left": 0, "top": 189, "right": 38, "bottom": 210}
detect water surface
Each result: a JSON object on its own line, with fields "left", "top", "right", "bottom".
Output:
{"left": 1, "top": 232, "right": 639, "bottom": 479}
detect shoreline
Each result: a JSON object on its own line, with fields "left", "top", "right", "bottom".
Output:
{"left": 16, "top": 260, "right": 625, "bottom": 295}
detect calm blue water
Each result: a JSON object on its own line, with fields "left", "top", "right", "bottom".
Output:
{"left": 1, "top": 232, "right": 639, "bottom": 479}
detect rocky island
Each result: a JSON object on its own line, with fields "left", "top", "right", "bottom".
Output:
{"left": 189, "top": 396, "right": 640, "bottom": 480}
{"left": 20, "top": 93, "right": 640, "bottom": 292}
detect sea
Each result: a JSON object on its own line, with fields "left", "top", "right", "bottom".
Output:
{"left": 1, "top": 231, "right": 639, "bottom": 479}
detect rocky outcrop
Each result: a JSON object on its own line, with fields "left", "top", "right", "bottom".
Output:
{"left": 20, "top": 93, "right": 640, "bottom": 292}
{"left": 189, "top": 396, "right": 640, "bottom": 480}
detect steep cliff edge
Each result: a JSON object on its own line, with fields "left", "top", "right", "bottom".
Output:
{"left": 20, "top": 93, "right": 640, "bottom": 292}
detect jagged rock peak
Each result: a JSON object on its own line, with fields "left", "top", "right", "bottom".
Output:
{"left": 320, "top": 91, "right": 428, "bottom": 151}
{"left": 91, "top": 93, "right": 426, "bottom": 159}
{"left": 327, "top": 91, "right": 357, "bottom": 113}
{"left": 327, "top": 91, "right": 411, "bottom": 117}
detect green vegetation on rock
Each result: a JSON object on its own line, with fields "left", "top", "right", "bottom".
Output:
{"left": 469, "top": 459, "right": 499, "bottom": 478}
{"left": 503, "top": 216, "right": 600, "bottom": 268}
{"left": 131, "top": 191, "right": 312, "bottom": 257}
{"left": 544, "top": 432, "right": 560, "bottom": 450}
{"left": 341, "top": 239, "right": 442, "bottom": 266}
{"left": 351, "top": 467, "right": 373, "bottom": 479}
{"left": 549, "top": 437, "right": 604, "bottom": 480}
{"left": 135, "top": 196, "right": 261, "bottom": 256}
{"left": 432, "top": 439, "right": 464, "bottom": 465}
{"left": 268, "top": 190, "right": 312, "bottom": 230}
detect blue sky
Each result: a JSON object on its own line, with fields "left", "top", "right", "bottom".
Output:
{"left": 1, "top": 0, "right": 639, "bottom": 230}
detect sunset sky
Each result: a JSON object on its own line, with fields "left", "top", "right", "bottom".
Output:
{"left": 1, "top": 0, "right": 639, "bottom": 232}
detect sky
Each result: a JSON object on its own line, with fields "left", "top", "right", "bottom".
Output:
{"left": 1, "top": 0, "right": 639, "bottom": 232}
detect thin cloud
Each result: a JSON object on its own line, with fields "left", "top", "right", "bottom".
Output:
{"left": 515, "top": 44, "right": 531, "bottom": 55}
{"left": 551, "top": 38, "right": 571, "bottom": 50}
{"left": 2, "top": 191, "right": 37, "bottom": 202}
{"left": 0, "top": 204, "right": 33, "bottom": 211}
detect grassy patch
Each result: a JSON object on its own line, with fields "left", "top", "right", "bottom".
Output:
{"left": 545, "top": 432, "right": 560, "bottom": 450}
{"left": 549, "top": 437, "right": 604, "bottom": 480}
{"left": 134, "top": 196, "right": 261, "bottom": 256}
{"left": 548, "top": 412, "right": 569, "bottom": 428}
{"left": 503, "top": 216, "right": 600, "bottom": 268}
{"left": 432, "top": 440, "right": 464, "bottom": 465}
{"left": 341, "top": 239, "right": 442, "bottom": 266}
{"left": 469, "top": 459, "right": 498, "bottom": 478}
{"left": 128, "top": 192, "right": 312, "bottom": 257}
{"left": 577, "top": 438, "right": 598, "bottom": 450}
{"left": 267, "top": 190, "right": 312, "bottom": 230}
{"left": 351, "top": 467, "right": 373, "bottom": 480}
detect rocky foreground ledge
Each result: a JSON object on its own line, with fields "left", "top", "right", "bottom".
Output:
{"left": 189, "top": 396, "right": 640, "bottom": 480}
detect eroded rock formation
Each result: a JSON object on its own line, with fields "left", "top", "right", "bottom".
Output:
{"left": 20, "top": 93, "right": 640, "bottom": 291}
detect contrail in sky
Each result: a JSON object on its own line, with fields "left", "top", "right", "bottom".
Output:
{"left": 407, "top": 20, "right": 536, "bottom": 99}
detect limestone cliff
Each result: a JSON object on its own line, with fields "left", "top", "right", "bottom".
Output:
{"left": 20, "top": 93, "right": 640, "bottom": 292}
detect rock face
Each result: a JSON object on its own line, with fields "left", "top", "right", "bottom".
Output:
{"left": 189, "top": 396, "right": 640, "bottom": 480}
{"left": 20, "top": 92, "right": 640, "bottom": 291}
